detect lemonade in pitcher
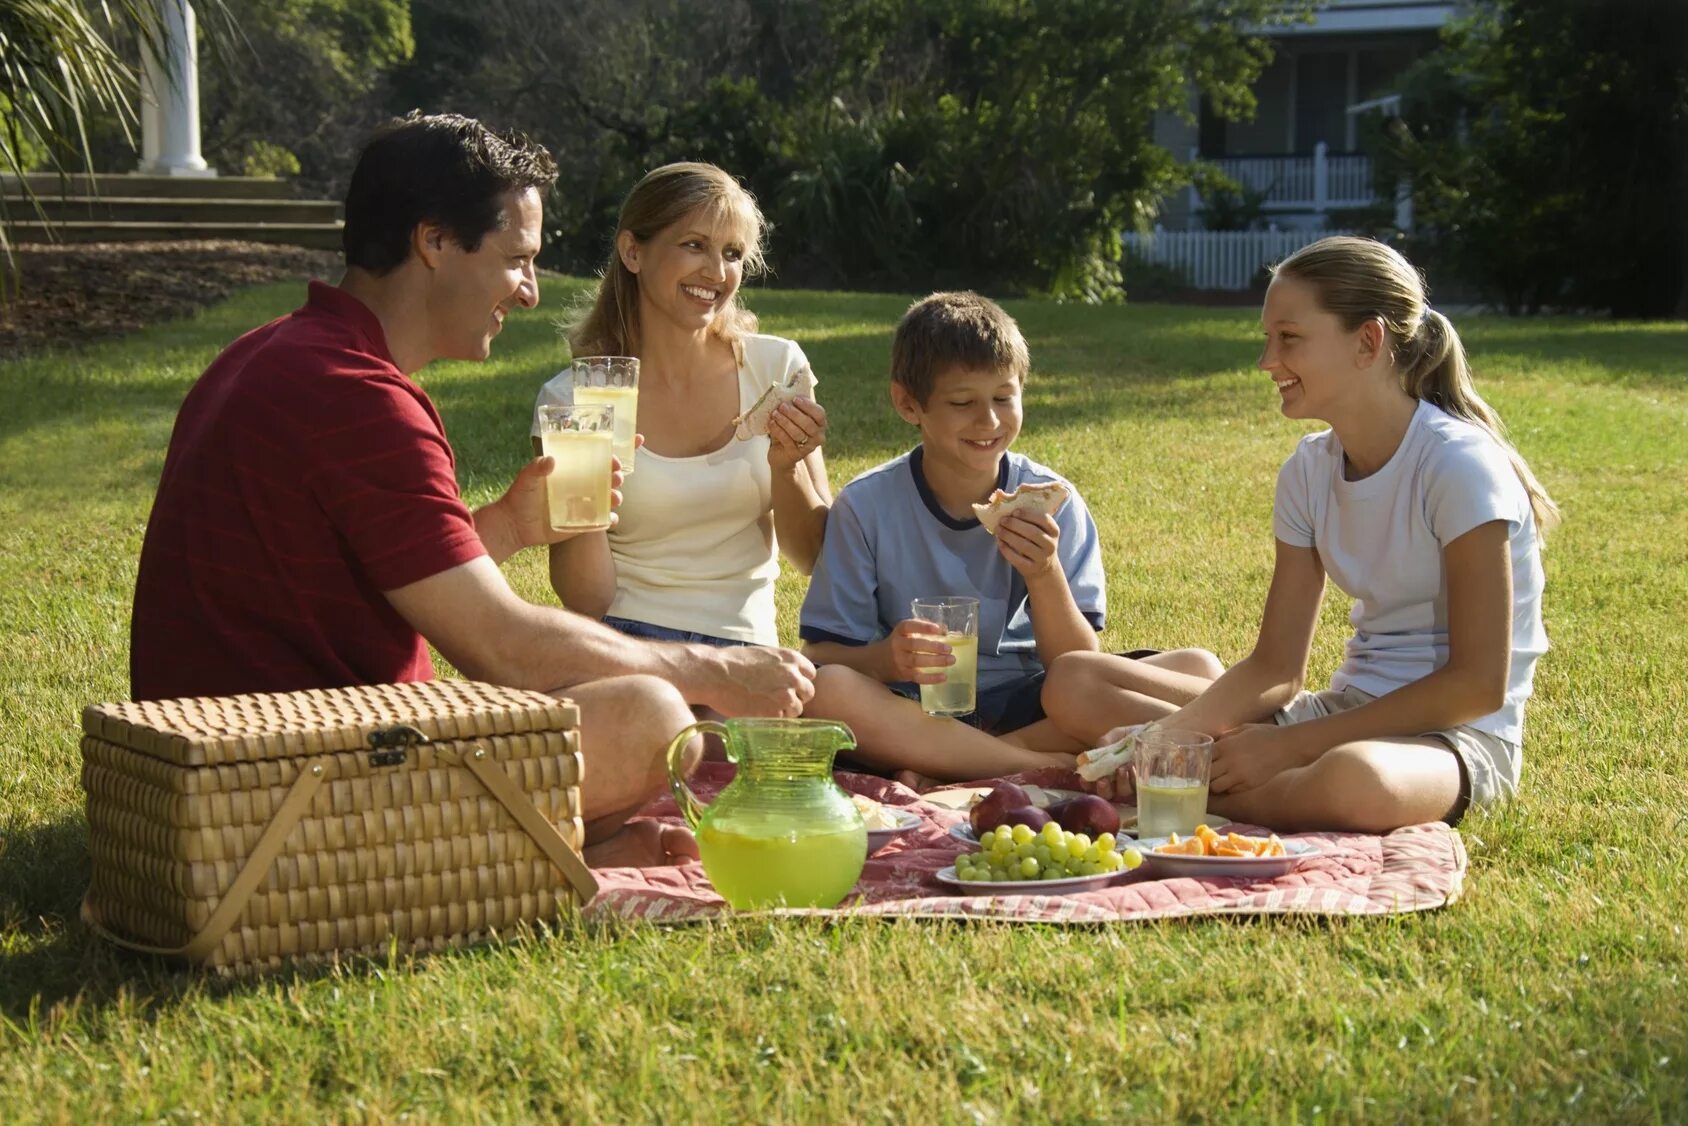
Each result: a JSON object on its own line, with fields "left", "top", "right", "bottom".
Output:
{"left": 667, "top": 718, "right": 868, "bottom": 910}
{"left": 698, "top": 815, "right": 867, "bottom": 909}
{"left": 919, "top": 632, "right": 978, "bottom": 717}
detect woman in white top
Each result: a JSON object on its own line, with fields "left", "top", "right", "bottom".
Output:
{"left": 535, "top": 163, "right": 831, "bottom": 647}
{"left": 1044, "top": 236, "right": 1557, "bottom": 832}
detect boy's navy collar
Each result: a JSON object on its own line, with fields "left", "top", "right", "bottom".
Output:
{"left": 908, "top": 445, "right": 1010, "bottom": 530}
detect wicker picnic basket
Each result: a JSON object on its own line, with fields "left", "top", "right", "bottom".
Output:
{"left": 79, "top": 679, "right": 599, "bottom": 973}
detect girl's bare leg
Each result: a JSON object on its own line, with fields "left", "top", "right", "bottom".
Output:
{"left": 1208, "top": 737, "right": 1462, "bottom": 833}
{"left": 1041, "top": 649, "right": 1226, "bottom": 745}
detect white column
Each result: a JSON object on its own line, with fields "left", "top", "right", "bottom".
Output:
{"left": 138, "top": 0, "right": 215, "bottom": 176}
{"left": 1395, "top": 177, "right": 1414, "bottom": 232}
{"left": 1186, "top": 145, "right": 1200, "bottom": 221}
{"left": 1313, "top": 141, "right": 1329, "bottom": 218}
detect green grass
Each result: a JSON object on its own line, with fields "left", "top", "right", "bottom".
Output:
{"left": 2, "top": 279, "right": 1685, "bottom": 1121}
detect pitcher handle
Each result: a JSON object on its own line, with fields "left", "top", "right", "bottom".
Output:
{"left": 666, "top": 719, "right": 729, "bottom": 829}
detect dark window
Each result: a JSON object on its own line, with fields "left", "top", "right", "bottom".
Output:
{"left": 1294, "top": 50, "right": 1350, "bottom": 153}
{"left": 1198, "top": 96, "right": 1227, "bottom": 158}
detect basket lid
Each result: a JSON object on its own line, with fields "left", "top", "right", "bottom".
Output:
{"left": 82, "top": 680, "right": 580, "bottom": 768}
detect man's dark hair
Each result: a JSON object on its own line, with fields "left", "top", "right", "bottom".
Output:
{"left": 891, "top": 291, "right": 1030, "bottom": 405}
{"left": 342, "top": 111, "right": 559, "bottom": 275}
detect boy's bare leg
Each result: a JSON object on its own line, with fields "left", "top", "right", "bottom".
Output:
{"left": 1041, "top": 649, "right": 1225, "bottom": 746}
{"left": 548, "top": 674, "right": 702, "bottom": 867}
{"left": 998, "top": 718, "right": 1087, "bottom": 753}
{"left": 1208, "top": 738, "right": 1462, "bottom": 833}
{"left": 804, "top": 665, "right": 1075, "bottom": 783}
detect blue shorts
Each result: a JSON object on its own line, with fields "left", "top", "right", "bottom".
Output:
{"left": 890, "top": 671, "right": 1048, "bottom": 735}
{"left": 602, "top": 615, "right": 753, "bottom": 648}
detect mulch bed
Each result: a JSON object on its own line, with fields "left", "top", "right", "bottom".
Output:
{"left": 1, "top": 241, "right": 340, "bottom": 359}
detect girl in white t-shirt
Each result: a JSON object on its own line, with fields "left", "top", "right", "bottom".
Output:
{"left": 534, "top": 163, "right": 832, "bottom": 648}
{"left": 1045, "top": 236, "right": 1557, "bottom": 831}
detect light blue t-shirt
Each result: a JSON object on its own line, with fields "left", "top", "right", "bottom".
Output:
{"left": 799, "top": 446, "right": 1106, "bottom": 691}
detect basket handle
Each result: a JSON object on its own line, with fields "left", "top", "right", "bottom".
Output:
{"left": 82, "top": 758, "right": 327, "bottom": 962}
{"left": 460, "top": 745, "right": 599, "bottom": 905}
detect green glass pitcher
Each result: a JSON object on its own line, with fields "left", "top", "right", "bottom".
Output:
{"left": 666, "top": 718, "right": 866, "bottom": 910}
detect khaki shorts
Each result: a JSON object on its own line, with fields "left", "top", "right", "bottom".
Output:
{"left": 1273, "top": 684, "right": 1521, "bottom": 822}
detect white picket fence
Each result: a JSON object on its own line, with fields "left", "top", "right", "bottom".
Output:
{"left": 1121, "top": 228, "right": 1358, "bottom": 291}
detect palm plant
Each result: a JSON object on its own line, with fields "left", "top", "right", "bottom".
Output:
{"left": 0, "top": 0, "right": 233, "bottom": 279}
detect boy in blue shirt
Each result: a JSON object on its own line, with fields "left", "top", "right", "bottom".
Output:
{"left": 799, "top": 291, "right": 1106, "bottom": 783}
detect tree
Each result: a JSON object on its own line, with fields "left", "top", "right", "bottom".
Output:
{"left": 389, "top": 0, "right": 1289, "bottom": 300}
{"left": 1384, "top": 0, "right": 1688, "bottom": 317}
{"left": 199, "top": 0, "right": 413, "bottom": 192}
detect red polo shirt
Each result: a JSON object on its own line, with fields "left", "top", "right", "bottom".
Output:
{"left": 130, "top": 282, "right": 488, "bottom": 700}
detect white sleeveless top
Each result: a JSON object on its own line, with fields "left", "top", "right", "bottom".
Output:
{"left": 532, "top": 334, "right": 811, "bottom": 645}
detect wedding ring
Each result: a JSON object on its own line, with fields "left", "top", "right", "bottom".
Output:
{"left": 797, "top": 436, "right": 809, "bottom": 447}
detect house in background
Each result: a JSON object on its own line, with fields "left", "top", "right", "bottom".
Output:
{"left": 1128, "top": 1, "right": 1456, "bottom": 289}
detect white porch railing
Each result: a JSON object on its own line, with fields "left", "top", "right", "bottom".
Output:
{"left": 1122, "top": 228, "right": 1359, "bottom": 291}
{"left": 1201, "top": 142, "right": 1374, "bottom": 212}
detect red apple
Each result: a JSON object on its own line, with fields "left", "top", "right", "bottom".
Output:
{"left": 1048, "top": 794, "right": 1121, "bottom": 836}
{"left": 969, "top": 782, "right": 1032, "bottom": 834}
{"left": 997, "top": 805, "right": 1053, "bottom": 832}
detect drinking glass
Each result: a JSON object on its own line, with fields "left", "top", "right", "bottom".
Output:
{"left": 909, "top": 596, "right": 980, "bottom": 717}
{"left": 570, "top": 356, "right": 640, "bottom": 474}
{"left": 1133, "top": 728, "right": 1215, "bottom": 838}
{"left": 537, "top": 403, "right": 615, "bottom": 532}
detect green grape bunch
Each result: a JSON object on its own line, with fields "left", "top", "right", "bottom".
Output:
{"left": 952, "top": 821, "right": 1145, "bottom": 883}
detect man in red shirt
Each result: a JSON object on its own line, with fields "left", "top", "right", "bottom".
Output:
{"left": 131, "top": 113, "right": 815, "bottom": 866}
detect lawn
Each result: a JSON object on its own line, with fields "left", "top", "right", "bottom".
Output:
{"left": 1, "top": 278, "right": 1685, "bottom": 1121}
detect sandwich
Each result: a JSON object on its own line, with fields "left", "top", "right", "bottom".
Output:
{"left": 971, "top": 480, "right": 1071, "bottom": 534}
{"left": 734, "top": 365, "right": 817, "bottom": 440}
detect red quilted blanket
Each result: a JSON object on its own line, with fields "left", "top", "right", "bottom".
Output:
{"left": 585, "top": 764, "right": 1467, "bottom": 923}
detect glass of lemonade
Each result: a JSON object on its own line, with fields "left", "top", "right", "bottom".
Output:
{"left": 537, "top": 404, "right": 615, "bottom": 532}
{"left": 1134, "top": 728, "right": 1216, "bottom": 838}
{"left": 910, "top": 596, "right": 980, "bottom": 717}
{"left": 570, "top": 356, "right": 639, "bottom": 474}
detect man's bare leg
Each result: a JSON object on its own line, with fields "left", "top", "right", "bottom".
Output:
{"left": 1208, "top": 738, "right": 1462, "bottom": 833}
{"left": 803, "top": 665, "right": 1076, "bottom": 784}
{"left": 1041, "top": 649, "right": 1225, "bottom": 746}
{"left": 549, "top": 674, "right": 702, "bottom": 867}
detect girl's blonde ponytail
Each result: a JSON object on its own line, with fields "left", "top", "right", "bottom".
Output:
{"left": 1404, "top": 309, "right": 1560, "bottom": 531}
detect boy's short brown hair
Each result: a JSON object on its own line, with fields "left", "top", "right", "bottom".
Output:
{"left": 891, "top": 291, "right": 1030, "bottom": 404}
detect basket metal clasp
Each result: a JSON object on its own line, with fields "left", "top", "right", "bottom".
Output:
{"left": 367, "top": 723, "right": 430, "bottom": 767}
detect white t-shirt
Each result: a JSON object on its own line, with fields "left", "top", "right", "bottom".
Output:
{"left": 1272, "top": 400, "right": 1546, "bottom": 743}
{"left": 532, "top": 334, "right": 809, "bottom": 645}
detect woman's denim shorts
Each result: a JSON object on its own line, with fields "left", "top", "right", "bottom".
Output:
{"left": 602, "top": 615, "right": 754, "bottom": 648}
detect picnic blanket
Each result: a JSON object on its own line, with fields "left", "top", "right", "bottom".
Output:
{"left": 584, "top": 764, "right": 1467, "bottom": 923}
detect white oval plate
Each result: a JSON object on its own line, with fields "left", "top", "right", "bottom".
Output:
{"left": 934, "top": 865, "right": 1126, "bottom": 895}
{"left": 949, "top": 822, "right": 1137, "bottom": 845}
{"left": 866, "top": 808, "right": 924, "bottom": 853}
{"left": 1136, "top": 836, "right": 1319, "bottom": 879}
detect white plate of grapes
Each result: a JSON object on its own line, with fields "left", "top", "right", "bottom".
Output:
{"left": 939, "top": 821, "right": 1145, "bottom": 894}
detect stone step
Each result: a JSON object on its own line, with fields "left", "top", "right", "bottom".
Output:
{"left": 2, "top": 173, "right": 298, "bottom": 200}
{"left": 8, "top": 196, "right": 342, "bottom": 224}
{"left": 5, "top": 220, "right": 343, "bottom": 250}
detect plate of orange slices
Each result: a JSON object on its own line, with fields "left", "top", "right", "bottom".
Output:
{"left": 1136, "top": 824, "right": 1317, "bottom": 878}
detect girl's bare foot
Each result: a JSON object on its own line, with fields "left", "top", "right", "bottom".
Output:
{"left": 582, "top": 820, "right": 700, "bottom": 868}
